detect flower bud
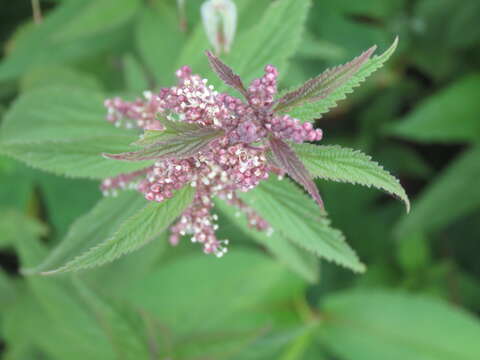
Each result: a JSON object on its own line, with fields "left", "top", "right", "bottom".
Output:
{"left": 201, "top": 0, "right": 237, "bottom": 54}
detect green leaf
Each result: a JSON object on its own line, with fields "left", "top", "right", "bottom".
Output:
{"left": 227, "top": 0, "right": 309, "bottom": 84}
{"left": 37, "top": 174, "right": 101, "bottom": 239}
{"left": 206, "top": 51, "right": 249, "bottom": 98}
{"left": 133, "top": 119, "right": 207, "bottom": 147}
{"left": 82, "top": 233, "right": 168, "bottom": 296}
{"left": 293, "top": 143, "right": 410, "bottom": 212}
{"left": 0, "top": 210, "right": 48, "bottom": 248}
{"left": 25, "top": 191, "right": 145, "bottom": 274}
{"left": 0, "top": 157, "right": 35, "bottom": 211}
{"left": 274, "top": 45, "right": 376, "bottom": 113}
{"left": 0, "top": 86, "right": 151, "bottom": 178}
{"left": 0, "top": 86, "right": 118, "bottom": 143}
{"left": 318, "top": 290, "right": 480, "bottom": 360}
{"left": 37, "top": 186, "right": 194, "bottom": 274}
{"left": 105, "top": 124, "right": 224, "bottom": 162}
{"left": 125, "top": 249, "right": 305, "bottom": 335}
{"left": 73, "top": 280, "right": 152, "bottom": 360}
{"left": 231, "top": 326, "right": 318, "bottom": 360}
{"left": 240, "top": 177, "right": 365, "bottom": 273}
{"left": 0, "top": 1, "right": 129, "bottom": 81}
{"left": 7, "top": 218, "right": 116, "bottom": 360}
{"left": 177, "top": 0, "right": 308, "bottom": 92}
{"left": 54, "top": 0, "right": 141, "bottom": 42}
{"left": 0, "top": 135, "right": 153, "bottom": 179}
{"left": 387, "top": 74, "right": 480, "bottom": 143}
{"left": 123, "top": 54, "right": 149, "bottom": 93}
{"left": 3, "top": 282, "right": 116, "bottom": 360}
{"left": 0, "top": 269, "right": 16, "bottom": 307}
{"left": 395, "top": 146, "right": 480, "bottom": 237}
{"left": 20, "top": 66, "right": 103, "bottom": 92}
{"left": 286, "top": 37, "right": 398, "bottom": 122}
{"left": 214, "top": 198, "right": 319, "bottom": 283}
{"left": 135, "top": 2, "right": 185, "bottom": 86}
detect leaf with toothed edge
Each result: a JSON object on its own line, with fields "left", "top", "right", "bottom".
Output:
{"left": 282, "top": 37, "right": 399, "bottom": 123}
{"left": 133, "top": 117, "right": 218, "bottom": 147}
{"left": 0, "top": 136, "right": 154, "bottom": 179}
{"left": 268, "top": 136, "right": 323, "bottom": 209}
{"left": 274, "top": 45, "right": 377, "bottom": 113}
{"left": 214, "top": 198, "right": 319, "bottom": 283}
{"left": 206, "top": 50, "right": 249, "bottom": 98}
{"left": 104, "top": 126, "right": 224, "bottom": 162}
{"left": 36, "top": 186, "right": 195, "bottom": 275}
{"left": 240, "top": 177, "right": 365, "bottom": 273}
{"left": 293, "top": 143, "right": 410, "bottom": 212}
{"left": 22, "top": 191, "right": 145, "bottom": 275}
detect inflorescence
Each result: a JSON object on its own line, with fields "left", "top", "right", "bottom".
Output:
{"left": 103, "top": 62, "right": 322, "bottom": 257}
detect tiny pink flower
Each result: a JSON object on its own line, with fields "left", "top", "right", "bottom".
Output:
{"left": 103, "top": 53, "right": 324, "bottom": 256}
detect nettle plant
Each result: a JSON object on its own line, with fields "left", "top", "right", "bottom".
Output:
{"left": 20, "top": 38, "right": 408, "bottom": 277}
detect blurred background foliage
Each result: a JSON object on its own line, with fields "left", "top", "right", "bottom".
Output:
{"left": 0, "top": 0, "right": 480, "bottom": 359}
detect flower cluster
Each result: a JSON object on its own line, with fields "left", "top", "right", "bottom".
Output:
{"left": 103, "top": 58, "right": 323, "bottom": 256}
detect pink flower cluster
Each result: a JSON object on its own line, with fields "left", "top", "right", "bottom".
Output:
{"left": 103, "top": 64, "right": 322, "bottom": 256}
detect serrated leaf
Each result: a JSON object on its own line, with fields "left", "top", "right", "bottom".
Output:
{"left": 319, "top": 290, "right": 480, "bottom": 360}
{"left": 206, "top": 50, "right": 248, "bottom": 98}
{"left": 293, "top": 143, "right": 410, "bottom": 212}
{"left": 395, "top": 146, "right": 480, "bottom": 237}
{"left": 0, "top": 136, "right": 153, "bottom": 179}
{"left": 0, "top": 86, "right": 149, "bottom": 179}
{"left": 285, "top": 37, "right": 398, "bottom": 122}
{"left": 37, "top": 186, "right": 194, "bottom": 275}
{"left": 387, "top": 74, "right": 480, "bottom": 143}
{"left": 269, "top": 137, "right": 323, "bottom": 208}
{"left": 26, "top": 191, "right": 145, "bottom": 274}
{"left": 104, "top": 126, "right": 224, "bottom": 162}
{"left": 274, "top": 45, "right": 376, "bottom": 113}
{"left": 133, "top": 117, "right": 216, "bottom": 146}
{"left": 240, "top": 177, "right": 365, "bottom": 273}
{"left": 214, "top": 198, "right": 319, "bottom": 283}
{"left": 0, "top": 86, "right": 124, "bottom": 144}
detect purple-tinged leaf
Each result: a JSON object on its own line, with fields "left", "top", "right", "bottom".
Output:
{"left": 268, "top": 136, "right": 324, "bottom": 209}
{"left": 206, "top": 50, "right": 249, "bottom": 98}
{"left": 104, "top": 127, "right": 224, "bottom": 162}
{"left": 134, "top": 117, "right": 214, "bottom": 147}
{"left": 274, "top": 45, "right": 377, "bottom": 113}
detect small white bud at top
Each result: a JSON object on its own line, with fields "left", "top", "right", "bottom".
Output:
{"left": 201, "top": 0, "right": 237, "bottom": 54}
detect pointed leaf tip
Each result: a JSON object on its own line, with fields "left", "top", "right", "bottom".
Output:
{"left": 293, "top": 143, "right": 410, "bottom": 212}
{"left": 205, "top": 50, "right": 249, "bottom": 98}
{"left": 276, "top": 37, "right": 399, "bottom": 122}
{"left": 274, "top": 44, "right": 377, "bottom": 113}
{"left": 104, "top": 125, "right": 224, "bottom": 162}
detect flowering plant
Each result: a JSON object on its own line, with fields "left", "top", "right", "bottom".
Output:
{"left": 1, "top": 34, "right": 408, "bottom": 276}
{"left": 0, "top": 30, "right": 410, "bottom": 278}
{"left": 48, "top": 39, "right": 407, "bottom": 270}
